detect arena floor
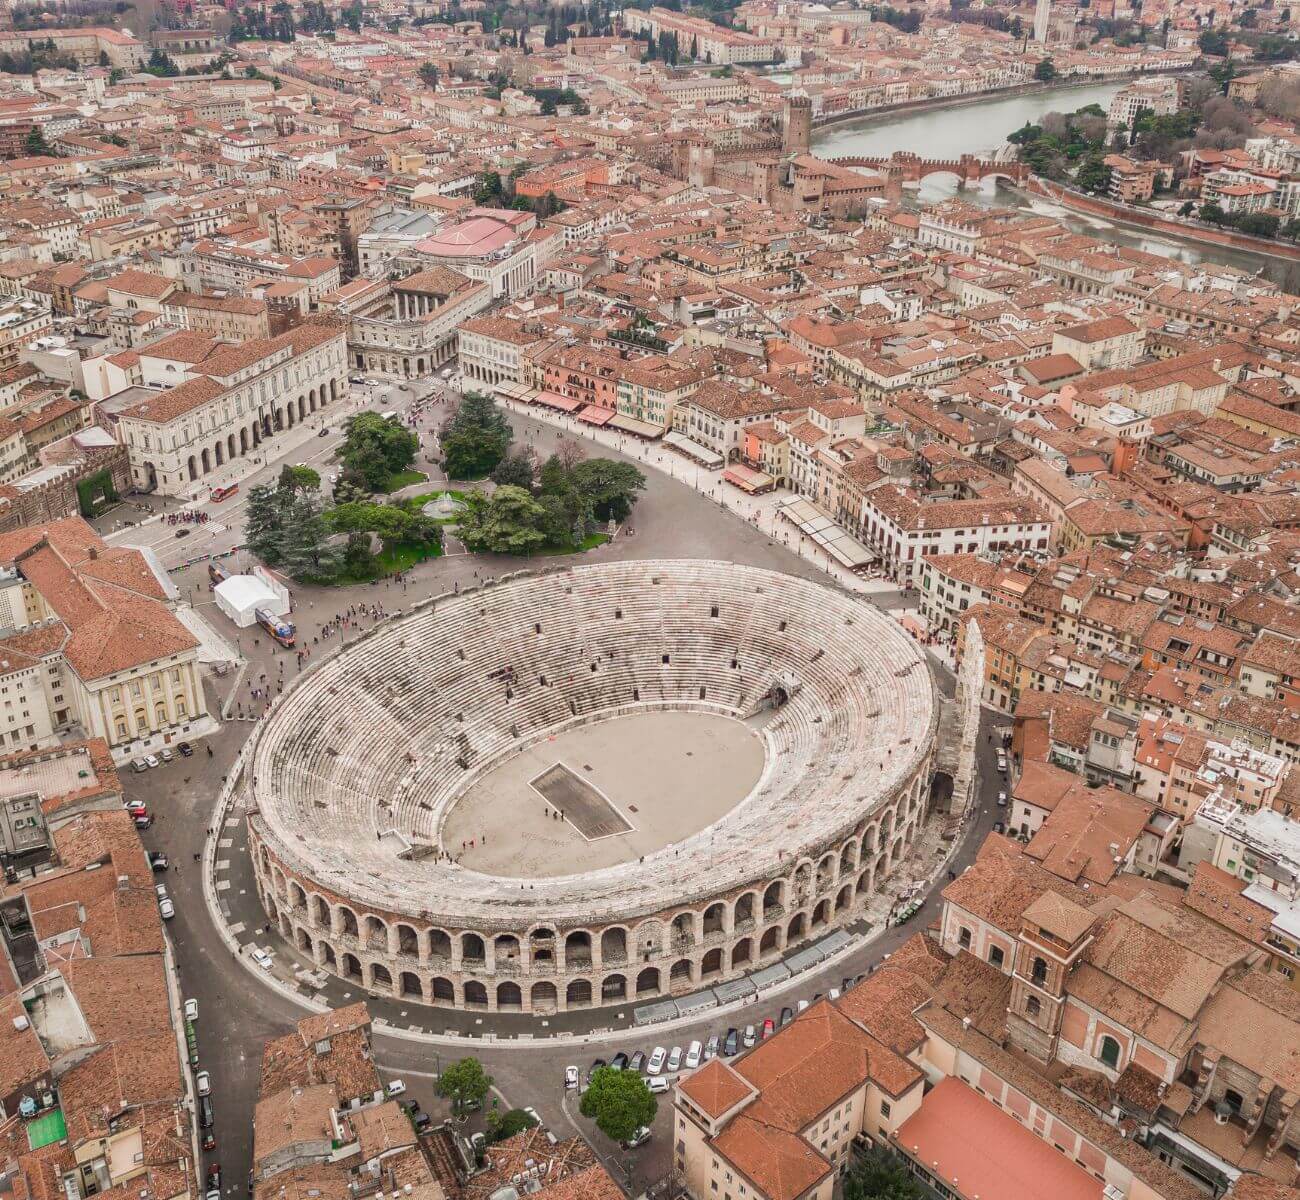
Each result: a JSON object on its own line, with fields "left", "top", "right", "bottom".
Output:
{"left": 443, "top": 710, "right": 766, "bottom": 878}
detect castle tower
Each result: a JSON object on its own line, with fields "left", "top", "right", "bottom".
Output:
{"left": 783, "top": 94, "right": 812, "bottom": 156}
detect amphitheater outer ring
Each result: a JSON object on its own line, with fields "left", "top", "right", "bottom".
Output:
{"left": 246, "top": 559, "right": 938, "bottom": 1015}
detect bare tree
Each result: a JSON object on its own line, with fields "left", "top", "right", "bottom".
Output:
{"left": 1257, "top": 75, "right": 1300, "bottom": 123}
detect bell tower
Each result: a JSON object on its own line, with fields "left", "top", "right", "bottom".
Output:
{"left": 782, "top": 94, "right": 811, "bottom": 156}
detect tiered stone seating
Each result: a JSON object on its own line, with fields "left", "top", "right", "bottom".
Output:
{"left": 254, "top": 559, "right": 937, "bottom": 935}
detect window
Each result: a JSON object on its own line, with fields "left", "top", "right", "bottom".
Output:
{"left": 1099, "top": 1036, "right": 1121, "bottom": 1069}
{"left": 989, "top": 945, "right": 1005, "bottom": 968}
{"left": 880, "top": 1100, "right": 891, "bottom": 1118}
{"left": 1026, "top": 996, "right": 1041, "bottom": 1017}
{"left": 1031, "top": 957, "right": 1047, "bottom": 987}
{"left": 958, "top": 926, "right": 972, "bottom": 949}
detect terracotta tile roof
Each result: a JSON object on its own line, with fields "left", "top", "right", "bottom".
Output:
{"left": 676, "top": 1058, "right": 753, "bottom": 1119}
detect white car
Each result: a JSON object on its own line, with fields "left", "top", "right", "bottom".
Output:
{"left": 159, "top": 897, "right": 175, "bottom": 920}
{"left": 250, "top": 947, "right": 273, "bottom": 970}
{"left": 564, "top": 1065, "right": 580, "bottom": 1090}
{"left": 386, "top": 1079, "right": 406, "bottom": 1097}
{"left": 155, "top": 883, "right": 168, "bottom": 901}
{"left": 132, "top": 758, "right": 149, "bottom": 773}
{"left": 685, "top": 1040, "right": 702, "bottom": 1070}
{"left": 647, "top": 1077, "right": 670, "bottom": 1094}
{"left": 666, "top": 1046, "right": 683, "bottom": 1072}
{"left": 742, "top": 1025, "right": 756, "bottom": 1048}
{"left": 997, "top": 791, "right": 1008, "bottom": 807}
{"left": 195, "top": 1070, "right": 211, "bottom": 1097}
{"left": 646, "top": 1046, "right": 667, "bottom": 1075}
{"left": 160, "top": 747, "right": 174, "bottom": 763}
{"left": 145, "top": 754, "right": 160, "bottom": 768}
{"left": 184, "top": 998, "right": 198, "bottom": 1023}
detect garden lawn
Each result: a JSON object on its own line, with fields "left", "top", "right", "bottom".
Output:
{"left": 381, "top": 470, "right": 429, "bottom": 493}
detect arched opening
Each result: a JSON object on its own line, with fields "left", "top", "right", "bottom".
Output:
{"left": 1031, "top": 957, "right": 1047, "bottom": 987}
{"left": 338, "top": 907, "right": 359, "bottom": 938}
{"left": 670, "top": 958, "right": 694, "bottom": 987}
{"left": 671, "top": 912, "right": 695, "bottom": 943}
{"left": 601, "top": 974, "right": 626, "bottom": 1001}
{"left": 734, "top": 892, "right": 756, "bottom": 927}
{"left": 295, "top": 927, "right": 312, "bottom": 953}
{"left": 531, "top": 981, "right": 557, "bottom": 1012}
{"left": 601, "top": 927, "right": 627, "bottom": 963}
{"left": 213, "top": 442, "right": 223, "bottom": 466}
{"left": 812, "top": 899, "right": 830, "bottom": 928}
{"left": 731, "top": 938, "right": 752, "bottom": 968}
{"left": 530, "top": 927, "right": 555, "bottom": 964}
{"left": 319, "top": 941, "right": 336, "bottom": 967}
{"left": 461, "top": 933, "right": 485, "bottom": 964}
{"left": 703, "top": 903, "right": 725, "bottom": 935}
{"left": 759, "top": 926, "right": 780, "bottom": 955}
{"left": 370, "top": 963, "right": 393, "bottom": 989}
{"left": 494, "top": 934, "right": 521, "bottom": 965}
{"left": 341, "top": 953, "right": 361, "bottom": 981}
{"left": 201, "top": 448, "right": 211, "bottom": 473}
{"left": 240, "top": 428, "right": 250, "bottom": 455}
{"left": 701, "top": 948, "right": 723, "bottom": 979}
{"left": 464, "top": 981, "right": 488, "bottom": 1006}
{"left": 787, "top": 913, "right": 806, "bottom": 941}
{"left": 857, "top": 868, "right": 871, "bottom": 895}
{"left": 836, "top": 884, "right": 852, "bottom": 912}
{"left": 497, "top": 981, "right": 522, "bottom": 1010}
{"left": 396, "top": 924, "right": 418, "bottom": 956}
{"left": 289, "top": 883, "right": 306, "bottom": 912}
{"left": 312, "top": 896, "right": 329, "bottom": 925}
{"left": 364, "top": 915, "right": 387, "bottom": 951}
{"left": 1099, "top": 1036, "right": 1121, "bottom": 1070}
{"left": 763, "top": 881, "right": 783, "bottom": 916}
{"left": 399, "top": 972, "right": 422, "bottom": 998}
{"left": 429, "top": 929, "right": 451, "bottom": 961}
{"left": 635, "top": 967, "right": 660, "bottom": 997}
{"left": 187, "top": 456, "right": 197, "bottom": 481}
{"left": 566, "top": 978, "right": 592, "bottom": 1007}
{"left": 431, "top": 977, "right": 455, "bottom": 1004}
{"left": 565, "top": 931, "right": 592, "bottom": 967}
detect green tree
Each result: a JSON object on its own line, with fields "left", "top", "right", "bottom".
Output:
{"left": 841, "top": 1148, "right": 923, "bottom": 1200}
{"left": 279, "top": 464, "right": 320, "bottom": 492}
{"left": 436, "top": 1057, "right": 492, "bottom": 1115}
{"left": 487, "top": 1108, "right": 538, "bottom": 1142}
{"left": 245, "top": 482, "right": 286, "bottom": 565}
{"left": 418, "top": 60, "right": 439, "bottom": 88}
{"left": 1197, "top": 26, "right": 1229, "bottom": 56}
{"left": 491, "top": 450, "right": 535, "bottom": 488}
{"left": 474, "top": 169, "right": 503, "bottom": 204}
{"left": 24, "top": 125, "right": 53, "bottom": 156}
{"left": 1199, "top": 201, "right": 1227, "bottom": 225}
{"left": 570, "top": 458, "right": 646, "bottom": 521}
{"left": 1033, "top": 56, "right": 1056, "bottom": 81}
{"left": 456, "top": 486, "right": 548, "bottom": 555}
{"left": 278, "top": 492, "right": 337, "bottom": 580}
{"left": 578, "top": 1067, "right": 657, "bottom": 1143}
{"left": 342, "top": 530, "right": 375, "bottom": 577}
{"left": 440, "top": 391, "right": 512, "bottom": 480}
{"left": 145, "top": 48, "right": 179, "bottom": 75}
{"left": 340, "top": 412, "right": 419, "bottom": 491}
{"left": 1075, "top": 152, "right": 1112, "bottom": 196}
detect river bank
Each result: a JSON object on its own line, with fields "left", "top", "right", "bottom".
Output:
{"left": 1024, "top": 176, "right": 1300, "bottom": 263}
{"left": 810, "top": 69, "right": 1191, "bottom": 135}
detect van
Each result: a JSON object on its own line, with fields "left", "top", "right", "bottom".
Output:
{"left": 685, "top": 1040, "right": 702, "bottom": 1070}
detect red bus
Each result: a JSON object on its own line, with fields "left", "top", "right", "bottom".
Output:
{"left": 210, "top": 484, "right": 239, "bottom": 502}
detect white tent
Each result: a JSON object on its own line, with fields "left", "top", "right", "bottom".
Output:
{"left": 214, "top": 574, "right": 285, "bottom": 628}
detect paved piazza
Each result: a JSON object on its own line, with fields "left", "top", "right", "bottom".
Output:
{"left": 248, "top": 558, "right": 937, "bottom": 1014}
{"left": 445, "top": 710, "right": 766, "bottom": 877}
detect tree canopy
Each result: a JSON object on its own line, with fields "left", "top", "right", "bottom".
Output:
{"left": 440, "top": 391, "right": 513, "bottom": 480}
{"left": 578, "top": 1066, "right": 657, "bottom": 1143}
{"left": 340, "top": 412, "right": 419, "bottom": 491}
{"left": 436, "top": 1058, "right": 492, "bottom": 1115}
{"left": 841, "top": 1148, "right": 924, "bottom": 1200}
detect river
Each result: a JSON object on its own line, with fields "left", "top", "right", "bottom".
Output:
{"left": 811, "top": 80, "right": 1298, "bottom": 288}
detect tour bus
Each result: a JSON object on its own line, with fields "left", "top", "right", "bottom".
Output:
{"left": 211, "top": 484, "right": 239, "bottom": 502}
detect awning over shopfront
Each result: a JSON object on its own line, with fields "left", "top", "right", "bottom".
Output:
{"left": 577, "top": 404, "right": 617, "bottom": 426}
{"left": 608, "top": 413, "right": 664, "bottom": 439}
{"left": 494, "top": 381, "right": 535, "bottom": 402}
{"left": 534, "top": 390, "right": 583, "bottom": 413}
{"left": 663, "top": 430, "right": 724, "bottom": 468}
{"left": 723, "top": 464, "right": 776, "bottom": 494}
{"left": 775, "top": 497, "right": 875, "bottom": 570}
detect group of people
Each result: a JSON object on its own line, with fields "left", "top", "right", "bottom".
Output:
{"left": 169, "top": 510, "right": 209, "bottom": 525}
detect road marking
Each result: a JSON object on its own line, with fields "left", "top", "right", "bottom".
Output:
{"left": 216, "top": 859, "right": 230, "bottom": 869}
{"left": 216, "top": 880, "right": 231, "bottom": 891}
{"left": 218, "top": 838, "right": 233, "bottom": 848}
{"left": 229, "top": 922, "right": 246, "bottom": 934}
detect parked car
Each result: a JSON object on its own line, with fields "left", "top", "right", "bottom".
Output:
{"left": 993, "top": 820, "right": 1006, "bottom": 834}
{"left": 590, "top": 1057, "right": 607, "bottom": 1074}
{"left": 704, "top": 1035, "right": 720, "bottom": 1060}
{"left": 796, "top": 999, "right": 810, "bottom": 1013}
{"left": 413, "top": 1111, "right": 432, "bottom": 1132}
{"left": 145, "top": 754, "right": 160, "bottom": 768}
{"left": 195, "top": 1070, "right": 211, "bottom": 1097}
{"left": 386, "top": 1079, "right": 406, "bottom": 1097}
{"left": 779, "top": 1007, "right": 794, "bottom": 1026}
{"left": 610, "top": 1052, "right": 629, "bottom": 1071}
{"left": 723, "top": 1028, "right": 739, "bottom": 1057}
{"left": 160, "top": 747, "right": 174, "bottom": 763}
{"left": 666, "top": 1046, "right": 683, "bottom": 1072}
{"left": 175, "top": 529, "right": 191, "bottom": 539}
{"left": 159, "top": 897, "right": 175, "bottom": 919}
{"left": 132, "top": 758, "right": 149, "bottom": 773}
{"left": 207, "top": 1165, "right": 221, "bottom": 1190}
{"left": 685, "top": 1040, "right": 702, "bottom": 1070}
{"left": 184, "top": 998, "right": 198, "bottom": 1022}
{"left": 647, "top": 1077, "right": 669, "bottom": 1095}
{"left": 134, "top": 813, "right": 153, "bottom": 830}
{"left": 629, "top": 1051, "right": 646, "bottom": 1073}
{"left": 199, "top": 1096, "right": 214, "bottom": 1129}
{"left": 250, "top": 948, "right": 273, "bottom": 970}
{"left": 564, "top": 1065, "right": 580, "bottom": 1089}
{"left": 177, "top": 742, "right": 193, "bottom": 757}
{"left": 828, "top": 988, "right": 841, "bottom": 1001}
{"left": 997, "top": 791, "right": 1007, "bottom": 807}
{"left": 149, "top": 852, "right": 168, "bottom": 871}
{"left": 761, "top": 1018, "right": 775, "bottom": 1039}
{"left": 743, "top": 1025, "right": 756, "bottom": 1048}
{"left": 202, "top": 1132, "right": 216, "bottom": 1153}
{"left": 622, "top": 1126, "right": 651, "bottom": 1150}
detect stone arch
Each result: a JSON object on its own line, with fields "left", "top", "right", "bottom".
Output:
{"left": 464, "top": 980, "right": 488, "bottom": 1006}
{"left": 734, "top": 891, "right": 757, "bottom": 927}
{"left": 763, "top": 880, "right": 784, "bottom": 914}
{"left": 567, "top": 978, "right": 592, "bottom": 1007}
{"left": 702, "top": 902, "right": 726, "bottom": 935}
{"left": 319, "top": 940, "right": 336, "bottom": 967}
{"left": 670, "top": 958, "right": 694, "bottom": 987}
{"left": 337, "top": 906, "right": 359, "bottom": 938}
{"left": 494, "top": 934, "right": 521, "bottom": 965}
{"left": 187, "top": 455, "right": 198, "bottom": 481}
{"left": 787, "top": 912, "right": 806, "bottom": 941}
{"left": 759, "top": 925, "right": 781, "bottom": 955}
{"left": 461, "top": 932, "right": 485, "bottom": 962}
{"left": 839, "top": 840, "right": 858, "bottom": 873}
{"left": 529, "top": 926, "right": 555, "bottom": 964}
{"left": 428, "top": 929, "right": 452, "bottom": 961}
{"left": 431, "top": 977, "right": 454, "bottom": 1004}
{"left": 295, "top": 926, "right": 313, "bottom": 954}
{"left": 311, "top": 895, "right": 329, "bottom": 926}
{"left": 857, "top": 867, "right": 872, "bottom": 895}
{"left": 701, "top": 948, "right": 723, "bottom": 978}
{"left": 497, "top": 981, "right": 522, "bottom": 1010}
{"left": 396, "top": 923, "right": 419, "bottom": 956}
{"left": 635, "top": 967, "right": 660, "bottom": 997}
{"left": 531, "top": 981, "right": 557, "bottom": 1013}
{"left": 836, "top": 884, "right": 853, "bottom": 913}
{"left": 633, "top": 919, "right": 664, "bottom": 959}
{"left": 564, "top": 930, "right": 592, "bottom": 967}
{"left": 601, "top": 927, "right": 628, "bottom": 963}
{"left": 289, "top": 882, "right": 306, "bottom": 911}
{"left": 670, "top": 910, "right": 696, "bottom": 943}
{"left": 731, "top": 938, "right": 752, "bottom": 968}
{"left": 370, "top": 962, "right": 393, "bottom": 990}
{"left": 363, "top": 914, "right": 387, "bottom": 951}
{"left": 341, "top": 952, "right": 361, "bottom": 980}
{"left": 399, "top": 971, "right": 422, "bottom": 998}
{"left": 201, "top": 448, "right": 211, "bottom": 474}
{"left": 812, "top": 898, "right": 830, "bottom": 928}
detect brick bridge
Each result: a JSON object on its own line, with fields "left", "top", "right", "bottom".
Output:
{"left": 831, "top": 150, "right": 1029, "bottom": 187}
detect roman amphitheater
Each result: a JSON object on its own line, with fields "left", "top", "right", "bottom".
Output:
{"left": 247, "top": 559, "right": 938, "bottom": 1016}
